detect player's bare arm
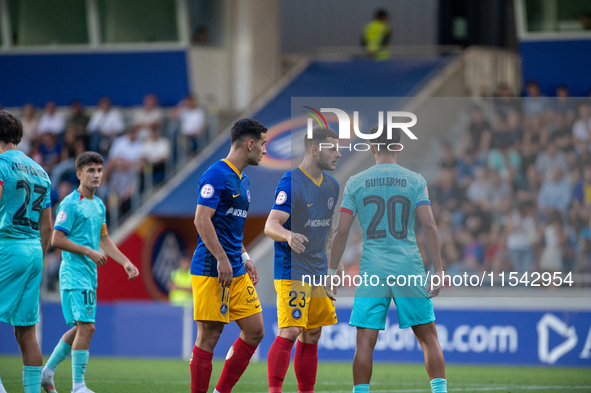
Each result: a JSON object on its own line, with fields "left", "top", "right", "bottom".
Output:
{"left": 242, "top": 244, "right": 259, "bottom": 286}
{"left": 39, "top": 207, "right": 53, "bottom": 259}
{"left": 194, "top": 204, "right": 233, "bottom": 286}
{"left": 99, "top": 234, "right": 139, "bottom": 280}
{"left": 416, "top": 204, "right": 443, "bottom": 298}
{"left": 264, "top": 209, "right": 309, "bottom": 254}
{"left": 52, "top": 229, "right": 107, "bottom": 266}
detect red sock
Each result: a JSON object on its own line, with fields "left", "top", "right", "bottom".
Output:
{"left": 215, "top": 337, "right": 258, "bottom": 393}
{"left": 294, "top": 340, "right": 318, "bottom": 393}
{"left": 267, "top": 337, "right": 295, "bottom": 392}
{"left": 190, "top": 346, "right": 213, "bottom": 393}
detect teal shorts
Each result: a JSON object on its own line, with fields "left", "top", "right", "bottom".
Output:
{"left": 0, "top": 239, "right": 43, "bottom": 326}
{"left": 61, "top": 288, "right": 97, "bottom": 326}
{"left": 349, "top": 277, "right": 435, "bottom": 330}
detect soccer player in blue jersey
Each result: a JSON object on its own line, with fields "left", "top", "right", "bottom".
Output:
{"left": 264, "top": 127, "right": 342, "bottom": 393}
{"left": 0, "top": 110, "right": 52, "bottom": 393}
{"left": 190, "top": 118, "right": 267, "bottom": 393}
{"left": 41, "top": 152, "right": 139, "bottom": 393}
{"left": 328, "top": 127, "right": 447, "bottom": 393}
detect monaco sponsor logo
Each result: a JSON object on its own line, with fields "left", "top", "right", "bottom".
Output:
{"left": 225, "top": 207, "right": 248, "bottom": 218}
{"left": 304, "top": 218, "right": 331, "bottom": 228}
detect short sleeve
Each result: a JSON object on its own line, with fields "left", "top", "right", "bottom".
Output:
{"left": 339, "top": 179, "right": 356, "bottom": 217}
{"left": 197, "top": 169, "right": 226, "bottom": 209}
{"left": 272, "top": 174, "right": 291, "bottom": 214}
{"left": 43, "top": 181, "right": 52, "bottom": 209}
{"left": 54, "top": 202, "right": 76, "bottom": 235}
{"left": 415, "top": 175, "right": 431, "bottom": 207}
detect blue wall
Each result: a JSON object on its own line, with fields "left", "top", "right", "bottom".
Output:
{"left": 0, "top": 50, "right": 190, "bottom": 107}
{"left": 1, "top": 303, "right": 590, "bottom": 366}
{"left": 520, "top": 39, "right": 591, "bottom": 97}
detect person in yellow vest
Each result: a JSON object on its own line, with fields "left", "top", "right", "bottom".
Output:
{"left": 361, "top": 9, "right": 391, "bottom": 60}
{"left": 168, "top": 253, "right": 193, "bottom": 306}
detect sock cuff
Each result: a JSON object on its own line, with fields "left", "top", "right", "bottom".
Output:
{"left": 274, "top": 336, "right": 295, "bottom": 349}
{"left": 72, "top": 350, "right": 90, "bottom": 363}
{"left": 235, "top": 337, "right": 258, "bottom": 354}
{"left": 193, "top": 345, "right": 214, "bottom": 360}
{"left": 59, "top": 339, "right": 73, "bottom": 350}
{"left": 22, "top": 366, "right": 42, "bottom": 385}
{"left": 296, "top": 340, "right": 318, "bottom": 352}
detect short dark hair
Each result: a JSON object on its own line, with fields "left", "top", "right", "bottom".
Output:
{"left": 0, "top": 110, "right": 23, "bottom": 145}
{"left": 368, "top": 125, "right": 401, "bottom": 153}
{"left": 376, "top": 9, "right": 388, "bottom": 19}
{"left": 76, "top": 151, "right": 104, "bottom": 172}
{"left": 304, "top": 126, "right": 339, "bottom": 151}
{"left": 230, "top": 118, "right": 267, "bottom": 144}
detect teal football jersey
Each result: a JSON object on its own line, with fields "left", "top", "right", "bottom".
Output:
{"left": 0, "top": 150, "right": 51, "bottom": 240}
{"left": 54, "top": 189, "right": 107, "bottom": 290}
{"left": 340, "top": 164, "right": 430, "bottom": 277}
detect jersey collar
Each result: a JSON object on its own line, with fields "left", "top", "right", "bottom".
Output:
{"left": 222, "top": 159, "right": 242, "bottom": 179}
{"left": 299, "top": 165, "right": 323, "bottom": 187}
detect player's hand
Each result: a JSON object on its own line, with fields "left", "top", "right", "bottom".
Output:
{"left": 244, "top": 260, "right": 259, "bottom": 287}
{"left": 89, "top": 250, "right": 107, "bottom": 266}
{"left": 217, "top": 258, "right": 233, "bottom": 287}
{"left": 324, "top": 283, "right": 336, "bottom": 301}
{"left": 288, "top": 232, "right": 309, "bottom": 254}
{"left": 428, "top": 271, "right": 442, "bottom": 298}
{"left": 124, "top": 262, "right": 139, "bottom": 280}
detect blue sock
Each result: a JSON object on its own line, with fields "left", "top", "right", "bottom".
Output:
{"left": 430, "top": 378, "right": 447, "bottom": 393}
{"left": 22, "top": 366, "right": 42, "bottom": 393}
{"left": 353, "top": 384, "right": 370, "bottom": 393}
{"left": 46, "top": 339, "right": 72, "bottom": 371}
{"left": 72, "top": 350, "right": 89, "bottom": 383}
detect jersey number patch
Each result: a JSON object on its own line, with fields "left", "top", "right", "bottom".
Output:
{"left": 12, "top": 181, "right": 47, "bottom": 230}
{"left": 363, "top": 195, "right": 410, "bottom": 240}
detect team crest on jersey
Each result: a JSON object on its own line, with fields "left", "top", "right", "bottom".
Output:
{"left": 247, "top": 190, "right": 251, "bottom": 202}
{"left": 276, "top": 191, "right": 287, "bottom": 205}
{"left": 292, "top": 308, "right": 302, "bottom": 320}
{"left": 327, "top": 197, "right": 334, "bottom": 209}
{"left": 220, "top": 304, "right": 228, "bottom": 315}
{"left": 56, "top": 211, "right": 67, "bottom": 224}
{"left": 200, "top": 184, "right": 214, "bottom": 198}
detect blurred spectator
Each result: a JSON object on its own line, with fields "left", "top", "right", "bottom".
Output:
{"left": 492, "top": 109, "right": 522, "bottom": 150}
{"left": 574, "top": 238, "right": 591, "bottom": 282}
{"left": 134, "top": 93, "right": 163, "bottom": 141}
{"left": 34, "top": 133, "right": 61, "bottom": 172}
{"left": 535, "top": 139, "right": 568, "bottom": 180}
{"left": 439, "top": 142, "right": 457, "bottom": 169}
{"left": 523, "top": 80, "right": 550, "bottom": 118}
{"left": 487, "top": 139, "right": 521, "bottom": 183}
{"left": 538, "top": 167, "right": 571, "bottom": 218}
{"left": 505, "top": 202, "right": 538, "bottom": 275}
{"left": 539, "top": 210, "right": 565, "bottom": 273}
{"left": 461, "top": 106, "right": 491, "bottom": 155}
{"left": 572, "top": 101, "right": 591, "bottom": 154}
{"left": 494, "top": 83, "right": 521, "bottom": 120}
{"left": 167, "top": 253, "right": 192, "bottom": 306}
{"left": 572, "top": 164, "right": 591, "bottom": 209}
{"left": 42, "top": 248, "right": 62, "bottom": 293}
{"left": 88, "top": 96, "right": 125, "bottom": 154}
{"left": 553, "top": 86, "right": 575, "bottom": 129}
{"left": 19, "top": 103, "right": 38, "bottom": 155}
{"left": 142, "top": 126, "right": 171, "bottom": 185}
{"left": 488, "top": 172, "right": 513, "bottom": 211}
{"left": 192, "top": 26, "right": 209, "bottom": 45}
{"left": 38, "top": 101, "right": 65, "bottom": 135}
{"left": 51, "top": 126, "right": 85, "bottom": 185}
{"left": 466, "top": 167, "right": 491, "bottom": 207}
{"left": 433, "top": 168, "right": 462, "bottom": 214}
{"left": 175, "top": 95, "right": 207, "bottom": 153}
{"left": 456, "top": 150, "right": 483, "bottom": 188}
{"left": 517, "top": 164, "right": 541, "bottom": 204}
{"left": 67, "top": 100, "right": 90, "bottom": 130}
{"left": 580, "top": 11, "right": 591, "bottom": 30}
{"left": 361, "top": 9, "right": 391, "bottom": 60}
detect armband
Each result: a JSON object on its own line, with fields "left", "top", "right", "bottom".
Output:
{"left": 241, "top": 252, "right": 251, "bottom": 263}
{"left": 327, "top": 268, "right": 337, "bottom": 275}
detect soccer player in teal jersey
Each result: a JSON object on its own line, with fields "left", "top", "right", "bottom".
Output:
{"left": 328, "top": 127, "right": 447, "bottom": 393}
{"left": 0, "top": 110, "right": 53, "bottom": 393}
{"left": 41, "top": 152, "right": 139, "bottom": 393}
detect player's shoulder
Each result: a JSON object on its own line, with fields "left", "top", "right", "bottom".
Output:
{"left": 94, "top": 195, "right": 107, "bottom": 209}
{"left": 323, "top": 172, "right": 340, "bottom": 191}
{"left": 57, "top": 190, "right": 80, "bottom": 212}
{"left": 201, "top": 162, "right": 228, "bottom": 182}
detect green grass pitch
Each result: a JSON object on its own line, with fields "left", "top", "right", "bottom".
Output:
{"left": 0, "top": 356, "right": 590, "bottom": 392}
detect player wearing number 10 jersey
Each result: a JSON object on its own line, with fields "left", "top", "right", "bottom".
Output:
{"left": 0, "top": 110, "right": 52, "bottom": 393}
{"left": 329, "top": 127, "right": 447, "bottom": 393}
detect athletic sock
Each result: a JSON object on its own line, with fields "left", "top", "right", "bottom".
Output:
{"left": 0, "top": 375, "right": 7, "bottom": 393}
{"left": 430, "top": 378, "right": 447, "bottom": 393}
{"left": 294, "top": 340, "right": 318, "bottom": 393}
{"left": 190, "top": 345, "right": 213, "bottom": 393}
{"left": 22, "top": 365, "right": 42, "bottom": 393}
{"left": 353, "top": 384, "right": 370, "bottom": 393}
{"left": 45, "top": 339, "right": 72, "bottom": 375}
{"left": 71, "top": 350, "right": 89, "bottom": 390}
{"left": 215, "top": 337, "right": 258, "bottom": 393}
{"left": 267, "top": 336, "right": 295, "bottom": 392}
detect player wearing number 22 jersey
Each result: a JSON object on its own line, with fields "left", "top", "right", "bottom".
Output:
{"left": 265, "top": 127, "right": 341, "bottom": 393}
{"left": 0, "top": 110, "right": 52, "bottom": 393}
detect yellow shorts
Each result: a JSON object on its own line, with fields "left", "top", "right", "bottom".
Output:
{"left": 192, "top": 273, "right": 261, "bottom": 323}
{"left": 275, "top": 279, "right": 337, "bottom": 330}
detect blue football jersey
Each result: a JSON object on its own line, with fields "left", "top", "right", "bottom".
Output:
{"left": 191, "top": 159, "right": 250, "bottom": 277}
{"left": 340, "top": 163, "right": 430, "bottom": 277}
{"left": 0, "top": 150, "right": 51, "bottom": 240}
{"left": 272, "top": 166, "right": 339, "bottom": 280}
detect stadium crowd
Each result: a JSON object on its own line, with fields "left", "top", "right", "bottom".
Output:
{"left": 422, "top": 82, "right": 591, "bottom": 284}
{"left": 8, "top": 93, "right": 209, "bottom": 294}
